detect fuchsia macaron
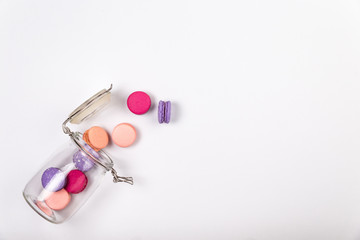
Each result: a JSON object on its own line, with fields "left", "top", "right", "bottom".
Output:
{"left": 65, "top": 170, "right": 88, "bottom": 194}
{"left": 127, "top": 91, "right": 151, "bottom": 115}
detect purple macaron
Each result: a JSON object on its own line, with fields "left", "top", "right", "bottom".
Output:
{"left": 41, "top": 167, "right": 66, "bottom": 192}
{"left": 158, "top": 100, "right": 171, "bottom": 124}
{"left": 158, "top": 101, "right": 165, "bottom": 123}
{"left": 73, "top": 143, "right": 99, "bottom": 172}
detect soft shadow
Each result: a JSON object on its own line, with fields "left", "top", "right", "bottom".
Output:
{"left": 170, "top": 101, "right": 180, "bottom": 123}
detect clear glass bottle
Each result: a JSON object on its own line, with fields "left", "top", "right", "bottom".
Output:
{"left": 23, "top": 85, "right": 133, "bottom": 224}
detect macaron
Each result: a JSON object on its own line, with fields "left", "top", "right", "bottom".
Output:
{"left": 158, "top": 101, "right": 171, "bottom": 124}
{"left": 35, "top": 200, "right": 53, "bottom": 217}
{"left": 83, "top": 126, "right": 109, "bottom": 151}
{"left": 73, "top": 144, "right": 99, "bottom": 172}
{"left": 127, "top": 91, "right": 151, "bottom": 115}
{"left": 45, "top": 189, "right": 71, "bottom": 211}
{"left": 65, "top": 170, "right": 88, "bottom": 194}
{"left": 41, "top": 167, "right": 66, "bottom": 192}
{"left": 112, "top": 123, "right": 137, "bottom": 147}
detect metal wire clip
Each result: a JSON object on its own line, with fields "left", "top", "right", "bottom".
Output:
{"left": 62, "top": 84, "right": 133, "bottom": 185}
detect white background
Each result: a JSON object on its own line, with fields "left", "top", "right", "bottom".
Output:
{"left": 1, "top": 0, "right": 360, "bottom": 239}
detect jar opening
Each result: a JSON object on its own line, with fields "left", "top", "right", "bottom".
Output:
{"left": 69, "top": 85, "right": 112, "bottom": 125}
{"left": 71, "top": 132, "right": 114, "bottom": 171}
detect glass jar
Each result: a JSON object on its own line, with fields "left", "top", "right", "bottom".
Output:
{"left": 23, "top": 85, "right": 133, "bottom": 224}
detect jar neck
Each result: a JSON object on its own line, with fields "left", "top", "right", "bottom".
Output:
{"left": 70, "top": 132, "right": 133, "bottom": 185}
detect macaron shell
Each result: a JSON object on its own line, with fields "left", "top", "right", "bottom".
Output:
{"left": 84, "top": 126, "right": 109, "bottom": 150}
{"left": 41, "top": 167, "right": 66, "bottom": 192}
{"left": 82, "top": 143, "right": 100, "bottom": 159}
{"left": 127, "top": 91, "right": 151, "bottom": 115}
{"left": 112, "top": 123, "right": 137, "bottom": 147}
{"left": 165, "top": 101, "right": 171, "bottom": 123}
{"left": 83, "top": 130, "right": 101, "bottom": 151}
{"left": 73, "top": 150, "right": 95, "bottom": 172}
{"left": 65, "top": 170, "right": 88, "bottom": 194}
{"left": 35, "top": 200, "right": 53, "bottom": 217}
{"left": 158, "top": 101, "right": 165, "bottom": 123}
{"left": 45, "top": 189, "right": 71, "bottom": 211}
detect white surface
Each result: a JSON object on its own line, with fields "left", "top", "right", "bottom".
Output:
{"left": 1, "top": 0, "right": 360, "bottom": 239}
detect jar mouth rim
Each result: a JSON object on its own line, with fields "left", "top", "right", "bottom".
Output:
{"left": 71, "top": 132, "right": 114, "bottom": 171}
{"left": 69, "top": 85, "right": 112, "bottom": 124}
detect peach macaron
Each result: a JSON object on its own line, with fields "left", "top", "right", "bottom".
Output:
{"left": 83, "top": 126, "right": 109, "bottom": 151}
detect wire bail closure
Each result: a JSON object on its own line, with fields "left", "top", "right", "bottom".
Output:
{"left": 62, "top": 85, "right": 133, "bottom": 185}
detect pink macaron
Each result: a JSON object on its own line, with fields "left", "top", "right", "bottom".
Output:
{"left": 112, "top": 123, "right": 137, "bottom": 147}
{"left": 45, "top": 189, "right": 71, "bottom": 211}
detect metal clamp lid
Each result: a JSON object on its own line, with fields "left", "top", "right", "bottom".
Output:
{"left": 62, "top": 84, "right": 133, "bottom": 185}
